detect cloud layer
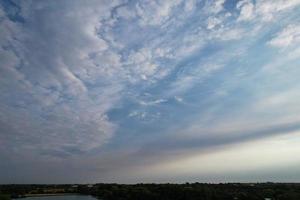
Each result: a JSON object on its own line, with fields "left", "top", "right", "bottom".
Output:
{"left": 1, "top": 0, "right": 300, "bottom": 183}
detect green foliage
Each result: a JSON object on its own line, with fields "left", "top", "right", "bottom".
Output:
{"left": 277, "top": 191, "right": 300, "bottom": 200}
{"left": 1, "top": 183, "right": 300, "bottom": 200}
{"left": 75, "top": 183, "right": 300, "bottom": 200}
{"left": 0, "top": 194, "right": 10, "bottom": 200}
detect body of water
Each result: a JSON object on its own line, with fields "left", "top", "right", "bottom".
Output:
{"left": 15, "top": 195, "right": 98, "bottom": 200}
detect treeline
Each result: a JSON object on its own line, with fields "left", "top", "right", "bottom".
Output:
{"left": 0, "top": 184, "right": 74, "bottom": 198}
{"left": 0, "top": 195, "right": 10, "bottom": 200}
{"left": 78, "top": 183, "right": 300, "bottom": 200}
{"left": 1, "top": 183, "right": 300, "bottom": 200}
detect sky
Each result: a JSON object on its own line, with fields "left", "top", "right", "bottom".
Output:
{"left": 0, "top": 0, "right": 300, "bottom": 184}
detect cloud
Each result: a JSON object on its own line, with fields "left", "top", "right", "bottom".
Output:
{"left": 207, "top": 0, "right": 225, "bottom": 14}
{"left": 256, "top": 0, "right": 300, "bottom": 21}
{"left": 184, "top": 0, "right": 196, "bottom": 12}
{"left": 206, "top": 17, "right": 222, "bottom": 30}
{"left": 126, "top": 48, "right": 159, "bottom": 81}
{"left": 174, "top": 96, "right": 183, "bottom": 103}
{"left": 138, "top": 99, "right": 167, "bottom": 106}
{"left": 237, "top": 0, "right": 255, "bottom": 21}
{"left": 136, "top": 0, "right": 182, "bottom": 26}
{"left": 139, "top": 131, "right": 300, "bottom": 183}
{"left": 0, "top": 0, "right": 125, "bottom": 155}
{"left": 236, "top": 0, "right": 300, "bottom": 22}
{"left": 212, "top": 27, "right": 245, "bottom": 41}
{"left": 268, "top": 24, "right": 300, "bottom": 48}
{"left": 1, "top": 0, "right": 300, "bottom": 183}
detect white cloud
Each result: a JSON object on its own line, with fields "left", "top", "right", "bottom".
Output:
{"left": 168, "top": 63, "right": 224, "bottom": 96}
{"left": 139, "top": 99, "right": 167, "bottom": 106}
{"left": 207, "top": 0, "right": 226, "bottom": 14}
{"left": 256, "top": 0, "right": 300, "bottom": 21}
{"left": 128, "top": 110, "right": 161, "bottom": 122}
{"left": 136, "top": 0, "right": 182, "bottom": 26}
{"left": 211, "top": 27, "right": 245, "bottom": 41}
{"left": 206, "top": 17, "right": 222, "bottom": 30}
{"left": 1, "top": 0, "right": 300, "bottom": 183}
{"left": 256, "top": 89, "right": 300, "bottom": 111}
{"left": 116, "top": 6, "right": 136, "bottom": 19}
{"left": 184, "top": 0, "right": 196, "bottom": 12}
{"left": 154, "top": 47, "right": 174, "bottom": 59}
{"left": 174, "top": 96, "right": 183, "bottom": 103}
{"left": 262, "top": 47, "right": 300, "bottom": 72}
{"left": 237, "top": 0, "right": 255, "bottom": 21}
{"left": 0, "top": 1, "right": 126, "bottom": 154}
{"left": 126, "top": 48, "right": 159, "bottom": 81}
{"left": 235, "top": 0, "right": 300, "bottom": 23}
{"left": 268, "top": 24, "right": 300, "bottom": 48}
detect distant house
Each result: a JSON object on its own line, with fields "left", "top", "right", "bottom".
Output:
{"left": 87, "top": 184, "right": 94, "bottom": 188}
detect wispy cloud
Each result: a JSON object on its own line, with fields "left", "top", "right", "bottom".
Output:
{"left": 1, "top": 0, "right": 300, "bottom": 183}
{"left": 268, "top": 24, "right": 300, "bottom": 48}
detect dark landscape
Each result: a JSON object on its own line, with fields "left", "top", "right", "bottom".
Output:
{"left": 1, "top": 183, "right": 300, "bottom": 200}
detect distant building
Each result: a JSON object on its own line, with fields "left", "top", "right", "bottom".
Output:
{"left": 87, "top": 184, "right": 94, "bottom": 188}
